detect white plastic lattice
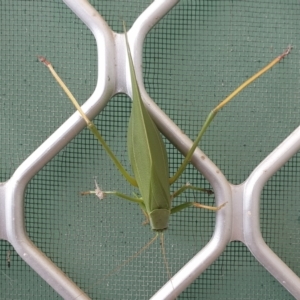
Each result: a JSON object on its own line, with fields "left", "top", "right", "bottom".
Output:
{"left": 0, "top": 1, "right": 300, "bottom": 299}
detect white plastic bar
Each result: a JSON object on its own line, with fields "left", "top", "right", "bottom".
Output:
{"left": 1, "top": 0, "right": 300, "bottom": 299}
{"left": 152, "top": 125, "right": 300, "bottom": 299}
{"left": 242, "top": 126, "right": 300, "bottom": 298}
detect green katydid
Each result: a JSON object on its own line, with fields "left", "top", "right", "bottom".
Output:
{"left": 38, "top": 25, "right": 291, "bottom": 235}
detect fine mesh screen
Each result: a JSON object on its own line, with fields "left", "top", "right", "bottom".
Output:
{"left": 1, "top": 0, "right": 300, "bottom": 299}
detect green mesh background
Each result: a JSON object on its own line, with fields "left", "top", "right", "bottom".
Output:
{"left": 1, "top": 0, "right": 300, "bottom": 299}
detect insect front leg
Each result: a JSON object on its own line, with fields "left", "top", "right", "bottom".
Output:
{"left": 170, "top": 183, "right": 226, "bottom": 214}
{"left": 170, "top": 201, "right": 226, "bottom": 215}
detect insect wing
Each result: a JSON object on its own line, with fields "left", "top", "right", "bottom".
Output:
{"left": 124, "top": 29, "right": 170, "bottom": 215}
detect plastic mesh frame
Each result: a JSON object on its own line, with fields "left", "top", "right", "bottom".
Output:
{"left": 1, "top": 1, "right": 300, "bottom": 299}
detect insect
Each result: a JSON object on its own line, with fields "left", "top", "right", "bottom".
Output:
{"left": 39, "top": 24, "right": 291, "bottom": 237}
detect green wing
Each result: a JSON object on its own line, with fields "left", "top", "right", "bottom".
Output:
{"left": 124, "top": 24, "right": 170, "bottom": 214}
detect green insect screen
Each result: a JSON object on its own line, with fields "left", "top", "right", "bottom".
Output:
{"left": 0, "top": 1, "right": 299, "bottom": 299}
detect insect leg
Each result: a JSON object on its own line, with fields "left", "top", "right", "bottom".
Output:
{"left": 171, "top": 182, "right": 213, "bottom": 200}
{"left": 170, "top": 201, "right": 226, "bottom": 215}
{"left": 39, "top": 56, "right": 138, "bottom": 187}
{"left": 169, "top": 46, "right": 292, "bottom": 186}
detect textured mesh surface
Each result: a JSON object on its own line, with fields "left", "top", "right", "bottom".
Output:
{"left": 1, "top": 0, "right": 299, "bottom": 299}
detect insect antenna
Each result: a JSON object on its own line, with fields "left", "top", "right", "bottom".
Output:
{"left": 73, "top": 234, "right": 159, "bottom": 299}
{"left": 160, "top": 232, "right": 176, "bottom": 297}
